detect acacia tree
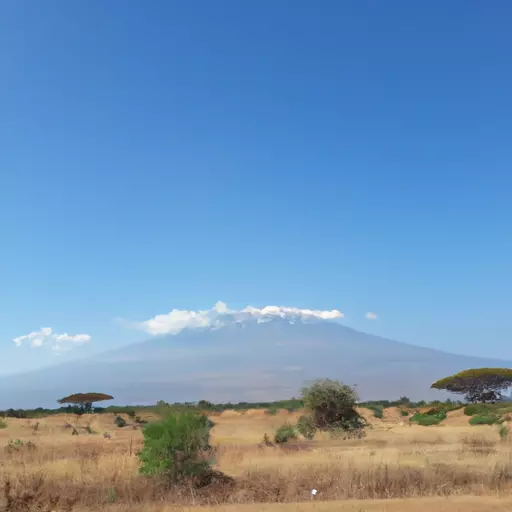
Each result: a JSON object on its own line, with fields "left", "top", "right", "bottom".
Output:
{"left": 431, "top": 368, "right": 512, "bottom": 403}
{"left": 57, "top": 392, "right": 114, "bottom": 414}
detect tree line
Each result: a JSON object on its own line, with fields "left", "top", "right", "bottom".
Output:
{"left": 2, "top": 367, "right": 511, "bottom": 419}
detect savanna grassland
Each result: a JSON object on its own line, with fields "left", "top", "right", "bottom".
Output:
{"left": 1, "top": 405, "right": 512, "bottom": 511}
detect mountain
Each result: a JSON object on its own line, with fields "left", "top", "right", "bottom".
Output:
{"left": 1, "top": 319, "right": 511, "bottom": 408}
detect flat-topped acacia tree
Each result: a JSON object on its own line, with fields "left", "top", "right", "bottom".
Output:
{"left": 431, "top": 368, "right": 512, "bottom": 403}
{"left": 57, "top": 392, "right": 114, "bottom": 414}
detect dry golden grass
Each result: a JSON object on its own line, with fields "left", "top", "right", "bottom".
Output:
{"left": 71, "top": 496, "right": 512, "bottom": 511}
{"left": 1, "top": 409, "right": 512, "bottom": 511}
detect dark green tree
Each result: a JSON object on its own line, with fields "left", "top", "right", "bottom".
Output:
{"left": 300, "top": 378, "right": 366, "bottom": 437}
{"left": 431, "top": 368, "right": 512, "bottom": 403}
{"left": 57, "top": 393, "right": 114, "bottom": 414}
{"left": 197, "top": 400, "right": 213, "bottom": 409}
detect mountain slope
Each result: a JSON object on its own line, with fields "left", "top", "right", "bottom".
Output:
{"left": 1, "top": 320, "right": 510, "bottom": 408}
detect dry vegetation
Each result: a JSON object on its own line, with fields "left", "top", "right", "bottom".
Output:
{"left": 1, "top": 408, "right": 512, "bottom": 511}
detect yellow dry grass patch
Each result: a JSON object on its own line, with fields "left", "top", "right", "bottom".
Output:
{"left": 0, "top": 408, "right": 511, "bottom": 510}
{"left": 181, "top": 497, "right": 512, "bottom": 512}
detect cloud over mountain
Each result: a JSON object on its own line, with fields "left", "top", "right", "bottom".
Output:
{"left": 13, "top": 328, "right": 91, "bottom": 352}
{"left": 135, "top": 301, "right": 344, "bottom": 335}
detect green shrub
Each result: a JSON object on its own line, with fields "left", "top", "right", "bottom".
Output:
{"left": 300, "top": 379, "right": 366, "bottom": 437}
{"left": 400, "top": 410, "right": 409, "bottom": 417}
{"left": 138, "top": 411, "right": 213, "bottom": 481}
{"left": 0, "top": 418, "right": 7, "bottom": 429}
{"left": 415, "top": 415, "right": 443, "bottom": 426}
{"left": 127, "top": 410, "right": 136, "bottom": 419}
{"left": 410, "top": 410, "right": 446, "bottom": 426}
{"left": 296, "top": 415, "right": 316, "bottom": 440}
{"left": 464, "top": 404, "right": 493, "bottom": 417}
{"left": 265, "top": 408, "right": 279, "bottom": 416}
{"left": 469, "top": 415, "right": 498, "bottom": 426}
{"left": 274, "top": 423, "right": 297, "bottom": 444}
{"left": 107, "top": 487, "right": 117, "bottom": 503}
{"left": 498, "top": 423, "right": 510, "bottom": 441}
{"left": 114, "top": 415, "right": 127, "bottom": 428}
{"left": 364, "top": 404, "right": 383, "bottom": 419}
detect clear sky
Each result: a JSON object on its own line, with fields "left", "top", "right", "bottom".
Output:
{"left": 1, "top": 1, "right": 511, "bottom": 374}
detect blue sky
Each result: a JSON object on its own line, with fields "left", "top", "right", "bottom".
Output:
{"left": 1, "top": 1, "right": 511, "bottom": 374}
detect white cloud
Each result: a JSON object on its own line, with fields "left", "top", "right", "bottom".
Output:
{"left": 53, "top": 333, "right": 91, "bottom": 344}
{"left": 365, "top": 312, "right": 378, "bottom": 320}
{"left": 284, "top": 365, "right": 303, "bottom": 372}
{"left": 13, "top": 327, "right": 91, "bottom": 352}
{"left": 135, "top": 302, "right": 344, "bottom": 336}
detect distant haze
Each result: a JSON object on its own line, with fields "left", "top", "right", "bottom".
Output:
{"left": 1, "top": 318, "right": 511, "bottom": 409}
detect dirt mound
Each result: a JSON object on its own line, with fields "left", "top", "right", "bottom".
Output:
{"left": 444, "top": 408, "right": 470, "bottom": 426}
{"left": 356, "top": 407, "right": 381, "bottom": 424}
{"left": 382, "top": 407, "right": 403, "bottom": 423}
{"left": 245, "top": 409, "right": 269, "bottom": 417}
{"left": 220, "top": 410, "right": 241, "bottom": 418}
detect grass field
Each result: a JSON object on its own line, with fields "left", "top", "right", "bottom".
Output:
{"left": 1, "top": 407, "right": 512, "bottom": 511}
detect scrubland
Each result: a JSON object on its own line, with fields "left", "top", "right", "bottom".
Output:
{"left": 1, "top": 406, "right": 512, "bottom": 511}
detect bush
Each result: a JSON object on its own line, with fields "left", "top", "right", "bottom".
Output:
{"left": 114, "top": 415, "right": 127, "bottom": 428}
{"left": 5, "top": 439, "right": 37, "bottom": 453}
{"left": 464, "top": 404, "right": 493, "bottom": 417}
{"left": 415, "top": 415, "right": 444, "bottom": 426}
{"left": 261, "top": 432, "right": 274, "bottom": 446}
{"left": 127, "top": 410, "right": 136, "bottom": 419}
{"left": 138, "top": 411, "right": 213, "bottom": 482}
{"left": 0, "top": 419, "right": 7, "bottom": 429}
{"left": 366, "top": 405, "right": 384, "bottom": 419}
{"left": 274, "top": 423, "right": 297, "bottom": 444}
{"left": 265, "top": 408, "right": 279, "bottom": 416}
{"left": 469, "top": 415, "right": 498, "bottom": 426}
{"left": 400, "top": 410, "right": 409, "bottom": 417}
{"left": 410, "top": 411, "right": 447, "bottom": 426}
{"left": 498, "top": 423, "right": 509, "bottom": 441}
{"left": 300, "top": 379, "right": 366, "bottom": 436}
{"left": 296, "top": 415, "right": 316, "bottom": 440}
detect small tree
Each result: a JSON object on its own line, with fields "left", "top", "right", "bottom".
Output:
{"left": 274, "top": 423, "right": 297, "bottom": 444}
{"left": 300, "top": 379, "right": 366, "bottom": 437}
{"left": 296, "top": 414, "right": 316, "bottom": 440}
{"left": 115, "top": 415, "right": 127, "bottom": 428}
{"left": 197, "top": 400, "right": 213, "bottom": 410}
{"left": 431, "top": 368, "right": 512, "bottom": 403}
{"left": 57, "top": 393, "right": 114, "bottom": 414}
{"left": 138, "top": 411, "right": 213, "bottom": 482}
